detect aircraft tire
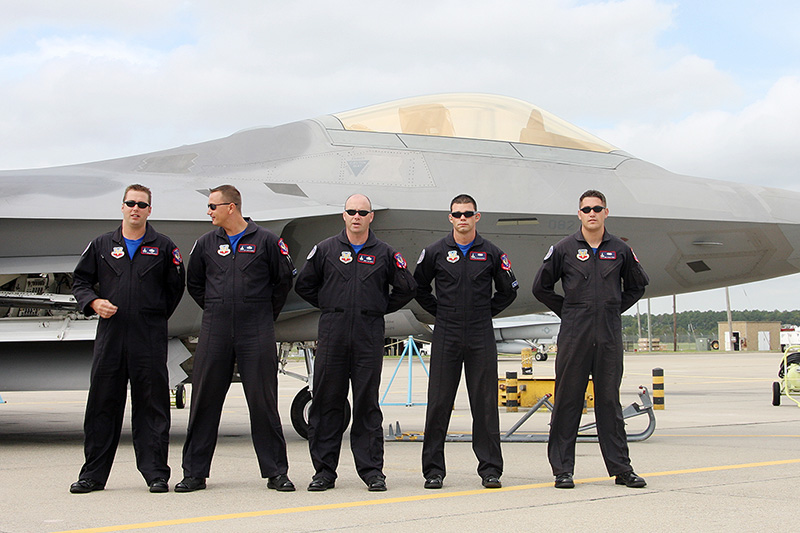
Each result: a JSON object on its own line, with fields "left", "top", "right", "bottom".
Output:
{"left": 175, "top": 383, "right": 186, "bottom": 409}
{"left": 773, "top": 381, "right": 781, "bottom": 406}
{"left": 290, "top": 386, "right": 351, "bottom": 440}
{"left": 534, "top": 352, "right": 547, "bottom": 362}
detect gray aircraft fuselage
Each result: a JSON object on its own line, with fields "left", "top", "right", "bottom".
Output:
{"left": 2, "top": 94, "right": 800, "bottom": 389}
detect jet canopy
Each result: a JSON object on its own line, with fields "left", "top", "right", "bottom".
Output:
{"left": 333, "top": 93, "right": 616, "bottom": 153}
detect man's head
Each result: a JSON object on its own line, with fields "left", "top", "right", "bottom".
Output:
{"left": 121, "top": 184, "right": 152, "bottom": 231}
{"left": 448, "top": 193, "right": 480, "bottom": 238}
{"left": 578, "top": 189, "right": 608, "bottom": 233}
{"left": 343, "top": 193, "right": 374, "bottom": 240}
{"left": 207, "top": 184, "right": 242, "bottom": 227}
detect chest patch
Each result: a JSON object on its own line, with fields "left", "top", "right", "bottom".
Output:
{"left": 446, "top": 250, "right": 460, "bottom": 263}
{"left": 218, "top": 244, "right": 231, "bottom": 256}
{"left": 110, "top": 246, "right": 125, "bottom": 259}
{"left": 340, "top": 251, "right": 353, "bottom": 264}
{"left": 576, "top": 248, "right": 590, "bottom": 262}
{"left": 599, "top": 250, "right": 617, "bottom": 260}
{"left": 238, "top": 243, "right": 256, "bottom": 254}
{"left": 357, "top": 254, "right": 375, "bottom": 265}
{"left": 140, "top": 246, "right": 159, "bottom": 256}
{"left": 469, "top": 251, "right": 487, "bottom": 261}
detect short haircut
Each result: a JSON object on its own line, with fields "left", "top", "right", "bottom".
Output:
{"left": 210, "top": 184, "right": 242, "bottom": 211}
{"left": 345, "top": 193, "right": 372, "bottom": 211}
{"left": 450, "top": 193, "right": 477, "bottom": 211}
{"left": 124, "top": 184, "right": 152, "bottom": 205}
{"left": 579, "top": 189, "right": 606, "bottom": 207}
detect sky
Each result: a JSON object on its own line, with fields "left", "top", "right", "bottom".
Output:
{"left": 1, "top": 0, "right": 799, "bottom": 315}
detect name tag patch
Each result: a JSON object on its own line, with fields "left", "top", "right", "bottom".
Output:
{"left": 140, "top": 247, "right": 159, "bottom": 256}
{"left": 599, "top": 250, "right": 617, "bottom": 260}
{"left": 238, "top": 243, "right": 256, "bottom": 253}
{"left": 358, "top": 254, "right": 375, "bottom": 265}
{"left": 469, "top": 251, "right": 487, "bottom": 261}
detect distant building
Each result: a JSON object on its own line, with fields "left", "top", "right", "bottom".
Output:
{"left": 717, "top": 321, "right": 781, "bottom": 351}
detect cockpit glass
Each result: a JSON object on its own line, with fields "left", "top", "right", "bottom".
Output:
{"left": 333, "top": 93, "right": 616, "bottom": 153}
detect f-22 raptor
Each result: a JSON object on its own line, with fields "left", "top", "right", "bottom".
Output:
{"left": 2, "top": 93, "right": 800, "bottom": 394}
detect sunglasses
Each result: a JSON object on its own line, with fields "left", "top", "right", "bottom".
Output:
{"left": 344, "top": 209, "right": 371, "bottom": 216}
{"left": 208, "top": 202, "right": 236, "bottom": 210}
{"left": 580, "top": 206, "right": 605, "bottom": 213}
{"left": 450, "top": 211, "right": 476, "bottom": 218}
{"left": 123, "top": 200, "right": 150, "bottom": 209}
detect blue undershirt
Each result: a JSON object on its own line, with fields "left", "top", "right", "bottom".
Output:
{"left": 351, "top": 243, "right": 364, "bottom": 254}
{"left": 457, "top": 239, "right": 474, "bottom": 257}
{"left": 228, "top": 229, "right": 247, "bottom": 253}
{"left": 124, "top": 237, "right": 144, "bottom": 260}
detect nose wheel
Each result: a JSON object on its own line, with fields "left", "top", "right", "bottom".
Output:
{"left": 290, "top": 386, "right": 351, "bottom": 439}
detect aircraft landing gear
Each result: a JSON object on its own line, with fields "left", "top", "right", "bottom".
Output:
{"left": 290, "top": 386, "right": 351, "bottom": 440}
{"left": 172, "top": 383, "right": 186, "bottom": 409}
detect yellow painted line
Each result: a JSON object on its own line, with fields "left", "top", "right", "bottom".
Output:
{"left": 53, "top": 458, "right": 800, "bottom": 533}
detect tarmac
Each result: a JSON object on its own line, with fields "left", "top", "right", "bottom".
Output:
{"left": 1, "top": 350, "right": 799, "bottom": 532}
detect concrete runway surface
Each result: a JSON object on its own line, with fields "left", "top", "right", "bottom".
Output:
{"left": 1, "top": 350, "right": 798, "bottom": 532}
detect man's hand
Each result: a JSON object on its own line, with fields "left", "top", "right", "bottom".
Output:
{"left": 90, "top": 299, "right": 119, "bottom": 319}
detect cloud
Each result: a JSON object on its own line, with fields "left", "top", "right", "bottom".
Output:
{"left": 0, "top": 0, "right": 793, "bottom": 188}
{"left": 601, "top": 75, "right": 800, "bottom": 189}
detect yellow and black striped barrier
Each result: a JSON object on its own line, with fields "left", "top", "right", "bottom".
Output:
{"left": 505, "top": 371, "right": 519, "bottom": 412}
{"left": 652, "top": 368, "right": 664, "bottom": 410}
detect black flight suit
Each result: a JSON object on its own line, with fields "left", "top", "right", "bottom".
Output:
{"left": 72, "top": 223, "right": 185, "bottom": 486}
{"left": 182, "top": 219, "right": 295, "bottom": 479}
{"left": 295, "top": 229, "right": 416, "bottom": 483}
{"left": 532, "top": 229, "right": 649, "bottom": 477}
{"left": 414, "top": 232, "right": 518, "bottom": 481}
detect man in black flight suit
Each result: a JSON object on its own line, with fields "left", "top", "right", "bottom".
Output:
{"left": 533, "top": 189, "right": 649, "bottom": 489}
{"left": 295, "top": 193, "right": 416, "bottom": 492}
{"left": 70, "top": 184, "right": 185, "bottom": 494}
{"left": 176, "top": 184, "right": 296, "bottom": 493}
{"left": 414, "top": 193, "right": 518, "bottom": 490}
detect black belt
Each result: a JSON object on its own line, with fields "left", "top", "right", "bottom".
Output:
{"left": 321, "top": 307, "right": 384, "bottom": 317}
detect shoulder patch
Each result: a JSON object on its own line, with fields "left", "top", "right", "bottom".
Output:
{"left": 631, "top": 248, "right": 640, "bottom": 263}
{"left": 278, "top": 238, "right": 289, "bottom": 256}
{"left": 172, "top": 248, "right": 183, "bottom": 265}
{"left": 543, "top": 245, "right": 553, "bottom": 261}
{"left": 416, "top": 248, "right": 426, "bottom": 264}
{"left": 394, "top": 252, "right": 407, "bottom": 269}
{"left": 500, "top": 253, "right": 512, "bottom": 271}
{"left": 306, "top": 244, "right": 317, "bottom": 260}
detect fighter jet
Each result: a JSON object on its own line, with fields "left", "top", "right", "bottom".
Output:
{"left": 3, "top": 92, "right": 800, "bottom": 393}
